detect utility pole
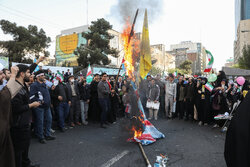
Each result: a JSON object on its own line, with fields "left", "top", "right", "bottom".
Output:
{"left": 86, "top": 0, "right": 88, "bottom": 25}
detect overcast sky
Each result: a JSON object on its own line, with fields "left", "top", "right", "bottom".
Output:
{"left": 0, "top": 0, "right": 235, "bottom": 70}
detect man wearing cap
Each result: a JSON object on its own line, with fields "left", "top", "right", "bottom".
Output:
{"left": 30, "top": 70, "right": 55, "bottom": 144}
{"left": 66, "top": 75, "right": 81, "bottom": 127}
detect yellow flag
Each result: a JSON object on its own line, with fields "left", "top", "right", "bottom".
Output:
{"left": 139, "top": 9, "right": 152, "bottom": 79}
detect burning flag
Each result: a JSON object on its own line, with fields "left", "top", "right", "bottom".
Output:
{"left": 121, "top": 9, "right": 164, "bottom": 146}
{"left": 86, "top": 64, "right": 93, "bottom": 84}
{"left": 139, "top": 9, "right": 152, "bottom": 79}
{"left": 204, "top": 50, "right": 214, "bottom": 73}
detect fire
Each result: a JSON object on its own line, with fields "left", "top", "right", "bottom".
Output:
{"left": 131, "top": 126, "right": 143, "bottom": 138}
{"left": 121, "top": 20, "right": 140, "bottom": 81}
{"left": 122, "top": 19, "right": 143, "bottom": 140}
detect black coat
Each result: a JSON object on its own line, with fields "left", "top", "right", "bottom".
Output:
{"left": 66, "top": 81, "right": 80, "bottom": 101}
{"left": 79, "top": 83, "right": 90, "bottom": 101}
{"left": 225, "top": 92, "right": 250, "bottom": 167}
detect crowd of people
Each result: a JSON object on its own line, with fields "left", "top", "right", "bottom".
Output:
{"left": 1, "top": 55, "right": 250, "bottom": 167}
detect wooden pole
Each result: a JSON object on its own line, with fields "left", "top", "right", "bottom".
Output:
{"left": 138, "top": 143, "right": 152, "bottom": 167}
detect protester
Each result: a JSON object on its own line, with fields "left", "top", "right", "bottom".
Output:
{"left": 98, "top": 73, "right": 111, "bottom": 128}
{"left": 89, "top": 74, "right": 101, "bottom": 123}
{"left": 184, "top": 77, "right": 195, "bottom": 121}
{"left": 109, "top": 88, "right": 119, "bottom": 123}
{"left": 11, "top": 64, "right": 41, "bottom": 167}
{"left": 54, "top": 79, "right": 70, "bottom": 132}
{"left": 147, "top": 78, "right": 160, "bottom": 120}
{"left": 0, "top": 66, "right": 22, "bottom": 167}
{"left": 196, "top": 77, "right": 210, "bottom": 126}
{"left": 224, "top": 91, "right": 250, "bottom": 167}
{"left": 79, "top": 80, "right": 90, "bottom": 125}
{"left": 30, "top": 70, "right": 55, "bottom": 144}
{"left": 176, "top": 76, "right": 186, "bottom": 119}
{"left": 67, "top": 75, "right": 81, "bottom": 127}
{"left": 139, "top": 75, "right": 151, "bottom": 112}
{"left": 155, "top": 74, "right": 165, "bottom": 118}
{"left": 0, "top": 69, "right": 6, "bottom": 91}
{"left": 164, "top": 74, "right": 177, "bottom": 119}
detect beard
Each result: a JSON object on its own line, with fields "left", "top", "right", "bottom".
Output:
{"left": 24, "top": 76, "right": 30, "bottom": 82}
{"left": 0, "top": 79, "right": 3, "bottom": 85}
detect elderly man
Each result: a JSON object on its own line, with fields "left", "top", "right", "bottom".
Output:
{"left": 66, "top": 75, "right": 81, "bottom": 127}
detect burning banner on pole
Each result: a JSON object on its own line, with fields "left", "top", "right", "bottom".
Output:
{"left": 121, "top": 9, "right": 165, "bottom": 146}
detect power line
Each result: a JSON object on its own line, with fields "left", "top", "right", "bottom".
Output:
{"left": 0, "top": 4, "right": 66, "bottom": 30}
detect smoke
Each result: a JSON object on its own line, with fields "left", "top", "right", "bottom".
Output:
{"left": 110, "top": 0, "right": 163, "bottom": 24}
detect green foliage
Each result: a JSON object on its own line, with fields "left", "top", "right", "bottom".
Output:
{"left": 179, "top": 60, "right": 192, "bottom": 74}
{"left": 150, "top": 66, "right": 162, "bottom": 76}
{"left": 168, "top": 68, "right": 185, "bottom": 75}
{"left": 0, "top": 20, "right": 51, "bottom": 63}
{"left": 238, "top": 45, "right": 250, "bottom": 69}
{"left": 75, "top": 18, "right": 118, "bottom": 68}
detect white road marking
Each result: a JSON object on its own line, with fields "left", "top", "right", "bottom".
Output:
{"left": 100, "top": 150, "right": 129, "bottom": 167}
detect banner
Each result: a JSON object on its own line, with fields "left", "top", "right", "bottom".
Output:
{"left": 93, "top": 67, "right": 125, "bottom": 76}
{"left": 55, "top": 33, "right": 87, "bottom": 66}
{"left": 12, "top": 62, "right": 73, "bottom": 74}
{"left": 0, "top": 56, "right": 9, "bottom": 69}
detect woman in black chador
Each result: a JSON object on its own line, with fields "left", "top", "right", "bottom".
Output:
{"left": 224, "top": 92, "right": 250, "bottom": 167}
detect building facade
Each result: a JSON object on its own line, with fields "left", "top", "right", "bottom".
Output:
{"left": 55, "top": 26, "right": 122, "bottom": 67}
{"left": 234, "top": 19, "right": 250, "bottom": 63}
{"left": 235, "top": 0, "right": 250, "bottom": 39}
{"left": 169, "top": 41, "right": 207, "bottom": 74}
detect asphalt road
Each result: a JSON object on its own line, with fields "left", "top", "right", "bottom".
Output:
{"left": 29, "top": 118, "right": 227, "bottom": 167}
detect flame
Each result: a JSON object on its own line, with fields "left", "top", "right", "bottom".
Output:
{"left": 131, "top": 126, "right": 143, "bottom": 138}
{"left": 122, "top": 19, "right": 143, "bottom": 139}
{"left": 121, "top": 20, "right": 140, "bottom": 81}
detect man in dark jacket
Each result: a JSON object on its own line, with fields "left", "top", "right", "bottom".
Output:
{"left": 66, "top": 75, "right": 81, "bottom": 127}
{"left": 184, "top": 77, "right": 195, "bottom": 121}
{"left": 89, "top": 74, "right": 101, "bottom": 122}
{"left": 98, "top": 73, "right": 110, "bottom": 128}
{"left": 155, "top": 74, "right": 165, "bottom": 118}
{"left": 30, "top": 70, "right": 55, "bottom": 144}
{"left": 11, "top": 64, "right": 41, "bottom": 167}
{"left": 54, "top": 80, "right": 70, "bottom": 132}
{"left": 79, "top": 80, "right": 90, "bottom": 125}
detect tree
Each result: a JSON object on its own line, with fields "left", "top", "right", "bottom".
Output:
{"left": 168, "top": 68, "right": 185, "bottom": 75}
{"left": 238, "top": 45, "right": 250, "bottom": 69}
{"left": 0, "top": 20, "right": 51, "bottom": 63}
{"left": 179, "top": 60, "right": 192, "bottom": 74}
{"left": 75, "top": 18, "right": 118, "bottom": 68}
{"left": 150, "top": 66, "right": 162, "bottom": 76}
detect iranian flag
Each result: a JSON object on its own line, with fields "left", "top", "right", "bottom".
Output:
{"left": 204, "top": 50, "right": 214, "bottom": 73}
{"left": 86, "top": 64, "right": 93, "bottom": 84}
{"left": 205, "top": 82, "right": 214, "bottom": 92}
{"left": 56, "top": 71, "right": 64, "bottom": 82}
{"left": 173, "top": 71, "right": 177, "bottom": 77}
